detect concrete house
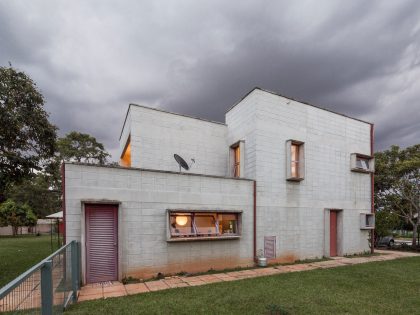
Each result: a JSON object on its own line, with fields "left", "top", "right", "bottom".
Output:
{"left": 63, "top": 87, "right": 375, "bottom": 284}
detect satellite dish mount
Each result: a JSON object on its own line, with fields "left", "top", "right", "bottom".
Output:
{"left": 174, "top": 154, "right": 195, "bottom": 172}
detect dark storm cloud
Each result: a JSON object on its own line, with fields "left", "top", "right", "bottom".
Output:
{"left": 1, "top": 1, "right": 419, "bottom": 159}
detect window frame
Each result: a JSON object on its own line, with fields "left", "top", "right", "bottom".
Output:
{"left": 167, "top": 209, "right": 242, "bottom": 242}
{"left": 286, "top": 140, "right": 305, "bottom": 181}
{"left": 232, "top": 144, "right": 240, "bottom": 178}
{"left": 351, "top": 153, "right": 374, "bottom": 173}
{"left": 360, "top": 213, "right": 375, "bottom": 229}
{"left": 230, "top": 140, "right": 245, "bottom": 178}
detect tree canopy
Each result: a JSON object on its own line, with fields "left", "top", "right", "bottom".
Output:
{"left": 0, "top": 66, "right": 57, "bottom": 201}
{"left": 0, "top": 199, "right": 37, "bottom": 236}
{"left": 5, "top": 174, "right": 61, "bottom": 218}
{"left": 375, "top": 144, "right": 420, "bottom": 246}
{"left": 57, "top": 131, "right": 111, "bottom": 164}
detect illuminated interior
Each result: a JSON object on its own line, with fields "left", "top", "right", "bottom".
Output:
{"left": 233, "top": 145, "right": 240, "bottom": 177}
{"left": 169, "top": 212, "right": 239, "bottom": 238}
{"left": 120, "top": 138, "right": 131, "bottom": 167}
{"left": 291, "top": 143, "right": 299, "bottom": 178}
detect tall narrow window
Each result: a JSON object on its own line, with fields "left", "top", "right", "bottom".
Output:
{"left": 291, "top": 144, "right": 299, "bottom": 178}
{"left": 233, "top": 145, "right": 240, "bottom": 177}
{"left": 120, "top": 136, "right": 131, "bottom": 167}
{"left": 286, "top": 140, "right": 305, "bottom": 181}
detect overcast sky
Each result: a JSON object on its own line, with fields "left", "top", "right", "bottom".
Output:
{"left": 1, "top": 1, "right": 419, "bottom": 160}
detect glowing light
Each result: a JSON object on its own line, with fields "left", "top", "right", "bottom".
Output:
{"left": 175, "top": 216, "right": 188, "bottom": 226}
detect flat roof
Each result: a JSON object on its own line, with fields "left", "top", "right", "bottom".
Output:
{"left": 64, "top": 162, "right": 255, "bottom": 182}
{"left": 227, "top": 87, "right": 373, "bottom": 125}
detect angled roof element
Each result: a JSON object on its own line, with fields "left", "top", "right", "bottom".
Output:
{"left": 227, "top": 87, "right": 373, "bottom": 125}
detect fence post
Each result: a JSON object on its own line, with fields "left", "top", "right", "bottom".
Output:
{"left": 41, "top": 260, "right": 53, "bottom": 315}
{"left": 71, "top": 241, "right": 79, "bottom": 302}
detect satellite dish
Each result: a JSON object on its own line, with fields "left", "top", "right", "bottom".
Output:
{"left": 174, "top": 154, "right": 189, "bottom": 172}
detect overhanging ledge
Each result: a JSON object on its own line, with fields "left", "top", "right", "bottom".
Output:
{"left": 167, "top": 236, "right": 240, "bottom": 242}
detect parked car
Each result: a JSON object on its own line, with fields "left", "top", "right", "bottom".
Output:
{"left": 377, "top": 236, "right": 394, "bottom": 247}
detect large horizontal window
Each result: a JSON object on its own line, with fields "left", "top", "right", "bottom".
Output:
{"left": 169, "top": 211, "right": 240, "bottom": 239}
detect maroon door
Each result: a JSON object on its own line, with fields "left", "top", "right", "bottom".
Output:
{"left": 86, "top": 204, "right": 118, "bottom": 283}
{"left": 330, "top": 211, "right": 337, "bottom": 257}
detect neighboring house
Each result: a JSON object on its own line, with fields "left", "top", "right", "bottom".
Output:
{"left": 0, "top": 219, "right": 54, "bottom": 236}
{"left": 63, "top": 87, "right": 375, "bottom": 284}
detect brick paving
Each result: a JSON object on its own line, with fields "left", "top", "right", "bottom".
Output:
{"left": 77, "top": 250, "right": 419, "bottom": 302}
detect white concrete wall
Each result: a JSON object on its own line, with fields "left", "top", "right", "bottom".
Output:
{"left": 227, "top": 89, "right": 372, "bottom": 261}
{"left": 120, "top": 105, "right": 229, "bottom": 176}
{"left": 64, "top": 163, "right": 254, "bottom": 282}
{"left": 225, "top": 90, "right": 259, "bottom": 179}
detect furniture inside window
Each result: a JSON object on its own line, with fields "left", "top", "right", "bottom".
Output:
{"left": 351, "top": 153, "right": 374, "bottom": 173}
{"left": 286, "top": 140, "right": 305, "bottom": 181}
{"left": 169, "top": 211, "right": 241, "bottom": 240}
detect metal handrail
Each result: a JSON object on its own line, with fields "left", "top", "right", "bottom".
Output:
{"left": 0, "top": 240, "right": 80, "bottom": 314}
{"left": 0, "top": 241, "right": 74, "bottom": 297}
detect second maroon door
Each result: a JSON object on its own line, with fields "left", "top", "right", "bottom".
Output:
{"left": 330, "top": 211, "right": 338, "bottom": 257}
{"left": 85, "top": 204, "right": 118, "bottom": 283}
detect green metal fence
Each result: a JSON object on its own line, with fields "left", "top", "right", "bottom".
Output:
{"left": 0, "top": 241, "right": 80, "bottom": 314}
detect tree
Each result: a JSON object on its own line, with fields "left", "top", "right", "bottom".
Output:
{"left": 0, "top": 199, "right": 37, "bottom": 236}
{"left": 5, "top": 174, "right": 61, "bottom": 217}
{"left": 57, "top": 131, "right": 111, "bottom": 164}
{"left": 0, "top": 66, "right": 57, "bottom": 201}
{"left": 374, "top": 210, "right": 399, "bottom": 240}
{"left": 375, "top": 144, "right": 420, "bottom": 246}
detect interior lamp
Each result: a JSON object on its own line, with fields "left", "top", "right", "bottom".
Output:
{"left": 175, "top": 215, "right": 188, "bottom": 226}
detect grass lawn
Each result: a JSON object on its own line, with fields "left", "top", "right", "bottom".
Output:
{"left": 67, "top": 257, "right": 420, "bottom": 315}
{"left": 0, "top": 235, "right": 59, "bottom": 287}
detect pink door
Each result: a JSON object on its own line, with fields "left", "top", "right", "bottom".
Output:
{"left": 86, "top": 204, "right": 118, "bottom": 283}
{"left": 330, "top": 211, "right": 337, "bottom": 257}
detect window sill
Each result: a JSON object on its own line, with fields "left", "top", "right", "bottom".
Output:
{"left": 351, "top": 168, "right": 372, "bottom": 174}
{"left": 167, "top": 235, "right": 240, "bottom": 242}
{"left": 286, "top": 177, "right": 304, "bottom": 182}
{"left": 360, "top": 226, "right": 375, "bottom": 230}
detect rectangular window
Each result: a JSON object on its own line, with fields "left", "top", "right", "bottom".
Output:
{"left": 351, "top": 153, "right": 374, "bottom": 173}
{"left": 169, "top": 211, "right": 240, "bottom": 239}
{"left": 286, "top": 140, "right": 305, "bottom": 181}
{"left": 360, "top": 213, "right": 375, "bottom": 229}
{"left": 232, "top": 145, "right": 240, "bottom": 177}
{"left": 291, "top": 144, "right": 300, "bottom": 178}
{"left": 356, "top": 156, "right": 369, "bottom": 170}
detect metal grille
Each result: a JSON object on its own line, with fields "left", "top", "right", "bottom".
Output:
{"left": 0, "top": 241, "right": 80, "bottom": 314}
{"left": 264, "top": 236, "right": 276, "bottom": 259}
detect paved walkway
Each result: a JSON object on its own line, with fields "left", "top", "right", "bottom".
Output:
{"left": 78, "top": 250, "right": 419, "bottom": 302}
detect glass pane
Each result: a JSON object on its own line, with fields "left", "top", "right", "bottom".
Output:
{"left": 291, "top": 161, "right": 299, "bottom": 178}
{"left": 170, "top": 214, "right": 194, "bottom": 237}
{"left": 218, "top": 214, "right": 238, "bottom": 235}
{"left": 291, "top": 144, "right": 299, "bottom": 162}
{"left": 356, "top": 157, "right": 369, "bottom": 170}
{"left": 233, "top": 146, "right": 240, "bottom": 177}
{"left": 194, "top": 214, "right": 217, "bottom": 236}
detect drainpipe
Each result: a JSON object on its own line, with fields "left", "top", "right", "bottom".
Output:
{"left": 61, "top": 163, "right": 66, "bottom": 244}
{"left": 253, "top": 180, "right": 257, "bottom": 262}
{"left": 370, "top": 124, "right": 375, "bottom": 254}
